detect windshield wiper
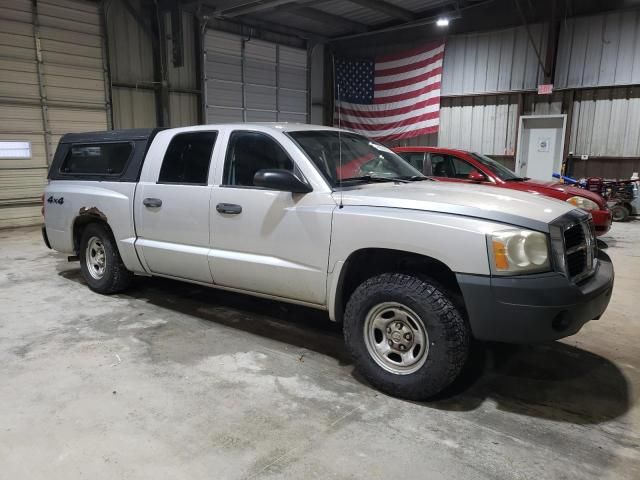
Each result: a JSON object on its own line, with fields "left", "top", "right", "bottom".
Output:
{"left": 400, "top": 175, "right": 433, "bottom": 182}
{"left": 505, "top": 177, "right": 528, "bottom": 182}
{"left": 340, "top": 175, "right": 411, "bottom": 184}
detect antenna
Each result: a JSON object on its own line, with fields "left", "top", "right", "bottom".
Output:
{"left": 333, "top": 54, "right": 344, "bottom": 209}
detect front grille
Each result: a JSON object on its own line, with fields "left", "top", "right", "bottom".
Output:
{"left": 563, "top": 218, "right": 597, "bottom": 282}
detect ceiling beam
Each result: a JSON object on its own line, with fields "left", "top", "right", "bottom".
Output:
{"left": 346, "top": 0, "right": 417, "bottom": 21}
{"left": 216, "top": 0, "right": 309, "bottom": 17}
{"left": 225, "top": 15, "right": 328, "bottom": 42}
{"left": 284, "top": 6, "right": 369, "bottom": 32}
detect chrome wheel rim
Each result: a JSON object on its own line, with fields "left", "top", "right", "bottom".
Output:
{"left": 85, "top": 236, "right": 106, "bottom": 280}
{"left": 363, "top": 302, "right": 429, "bottom": 375}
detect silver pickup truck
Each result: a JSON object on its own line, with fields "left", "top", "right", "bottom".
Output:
{"left": 42, "top": 123, "right": 614, "bottom": 400}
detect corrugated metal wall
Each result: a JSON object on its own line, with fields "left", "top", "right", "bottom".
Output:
{"left": 441, "top": 23, "right": 548, "bottom": 96}
{"left": 0, "top": 0, "right": 108, "bottom": 228}
{"left": 38, "top": 0, "right": 108, "bottom": 151}
{"left": 0, "top": 0, "right": 46, "bottom": 228}
{"left": 438, "top": 95, "right": 519, "bottom": 155}
{"left": 106, "top": 0, "right": 199, "bottom": 129}
{"left": 166, "top": 11, "right": 199, "bottom": 127}
{"left": 570, "top": 87, "right": 640, "bottom": 157}
{"left": 106, "top": 0, "right": 156, "bottom": 128}
{"left": 204, "top": 29, "right": 308, "bottom": 124}
{"left": 393, "top": 10, "right": 640, "bottom": 179}
{"left": 555, "top": 10, "right": 640, "bottom": 89}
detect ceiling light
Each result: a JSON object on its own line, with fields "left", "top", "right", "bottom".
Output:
{"left": 436, "top": 18, "right": 450, "bottom": 27}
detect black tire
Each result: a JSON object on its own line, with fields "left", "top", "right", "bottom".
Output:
{"left": 79, "top": 222, "right": 132, "bottom": 294}
{"left": 611, "top": 204, "right": 630, "bottom": 222}
{"left": 344, "top": 273, "right": 470, "bottom": 400}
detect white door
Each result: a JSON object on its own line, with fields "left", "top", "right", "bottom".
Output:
{"left": 135, "top": 131, "right": 218, "bottom": 283}
{"left": 209, "top": 130, "right": 333, "bottom": 305}
{"left": 515, "top": 115, "right": 566, "bottom": 181}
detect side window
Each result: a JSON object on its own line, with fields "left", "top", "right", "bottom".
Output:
{"left": 223, "top": 131, "right": 294, "bottom": 187}
{"left": 60, "top": 142, "right": 132, "bottom": 175}
{"left": 158, "top": 132, "right": 217, "bottom": 184}
{"left": 430, "top": 154, "right": 454, "bottom": 177}
{"left": 450, "top": 157, "right": 481, "bottom": 179}
{"left": 398, "top": 152, "right": 425, "bottom": 172}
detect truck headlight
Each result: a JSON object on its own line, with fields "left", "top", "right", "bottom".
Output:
{"left": 567, "top": 196, "right": 598, "bottom": 211}
{"left": 488, "top": 229, "right": 550, "bottom": 275}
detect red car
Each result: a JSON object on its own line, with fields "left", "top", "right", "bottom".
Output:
{"left": 394, "top": 147, "right": 612, "bottom": 236}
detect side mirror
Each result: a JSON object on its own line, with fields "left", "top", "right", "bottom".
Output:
{"left": 253, "top": 169, "right": 312, "bottom": 193}
{"left": 468, "top": 171, "right": 485, "bottom": 182}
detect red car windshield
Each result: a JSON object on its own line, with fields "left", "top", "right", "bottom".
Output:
{"left": 470, "top": 152, "right": 523, "bottom": 181}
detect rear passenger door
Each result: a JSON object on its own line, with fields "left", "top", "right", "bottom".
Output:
{"left": 135, "top": 131, "right": 217, "bottom": 283}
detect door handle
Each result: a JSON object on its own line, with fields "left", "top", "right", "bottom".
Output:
{"left": 216, "top": 203, "right": 242, "bottom": 215}
{"left": 143, "top": 197, "right": 162, "bottom": 208}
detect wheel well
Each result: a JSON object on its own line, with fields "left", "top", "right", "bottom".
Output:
{"left": 72, "top": 215, "right": 112, "bottom": 254}
{"left": 334, "top": 248, "right": 463, "bottom": 323}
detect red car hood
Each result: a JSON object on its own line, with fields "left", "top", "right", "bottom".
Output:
{"left": 518, "top": 179, "right": 606, "bottom": 209}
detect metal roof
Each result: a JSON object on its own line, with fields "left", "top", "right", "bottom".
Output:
{"left": 198, "top": 0, "right": 490, "bottom": 42}
{"left": 190, "top": 0, "right": 640, "bottom": 44}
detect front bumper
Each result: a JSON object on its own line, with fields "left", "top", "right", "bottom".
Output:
{"left": 591, "top": 208, "right": 612, "bottom": 236}
{"left": 457, "top": 251, "right": 614, "bottom": 343}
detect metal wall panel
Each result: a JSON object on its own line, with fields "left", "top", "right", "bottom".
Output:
{"left": 204, "top": 29, "right": 308, "bottom": 124}
{"left": 0, "top": 0, "right": 108, "bottom": 228}
{"left": 555, "top": 10, "right": 640, "bottom": 88}
{"left": 111, "top": 87, "right": 157, "bottom": 129}
{"left": 106, "top": 0, "right": 154, "bottom": 85}
{"left": 442, "top": 24, "right": 547, "bottom": 95}
{"left": 38, "top": 0, "right": 108, "bottom": 157}
{"left": 0, "top": 0, "right": 44, "bottom": 228}
{"left": 0, "top": 205, "right": 42, "bottom": 228}
{"left": 169, "top": 92, "right": 199, "bottom": 127}
{"left": 166, "top": 11, "right": 197, "bottom": 90}
{"left": 438, "top": 95, "right": 519, "bottom": 155}
{"left": 570, "top": 87, "right": 640, "bottom": 157}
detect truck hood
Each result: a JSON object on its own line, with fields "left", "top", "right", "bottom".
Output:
{"left": 333, "top": 181, "right": 578, "bottom": 228}
{"left": 519, "top": 179, "right": 606, "bottom": 208}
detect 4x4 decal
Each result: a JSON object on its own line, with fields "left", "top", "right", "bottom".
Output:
{"left": 47, "top": 196, "right": 64, "bottom": 205}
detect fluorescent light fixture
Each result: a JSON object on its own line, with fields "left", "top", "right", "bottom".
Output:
{"left": 0, "top": 141, "right": 31, "bottom": 159}
{"left": 436, "top": 18, "right": 449, "bottom": 27}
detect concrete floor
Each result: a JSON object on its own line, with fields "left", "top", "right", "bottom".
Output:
{"left": 1, "top": 223, "right": 639, "bottom": 480}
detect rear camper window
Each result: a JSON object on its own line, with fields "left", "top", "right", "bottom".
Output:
{"left": 60, "top": 142, "right": 133, "bottom": 175}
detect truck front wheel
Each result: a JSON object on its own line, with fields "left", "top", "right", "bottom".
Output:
{"left": 79, "top": 223, "right": 132, "bottom": 294}
{"left": 344, "top": 273, "right": 470, "bottom": 400}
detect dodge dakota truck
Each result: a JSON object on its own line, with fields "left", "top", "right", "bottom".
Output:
{"left": 42, "top": 124, "right": 614, "bottom": 400}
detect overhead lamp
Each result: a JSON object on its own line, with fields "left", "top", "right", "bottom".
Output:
{"left": 436, "top": 18, "right": 450, "bottom": 27}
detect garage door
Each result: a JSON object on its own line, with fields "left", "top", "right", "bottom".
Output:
{"left": 0, "top": 0, "right": 108, "bottom": 228}
{"left": 204, "top": 30, "right": 308, "bottom": 124}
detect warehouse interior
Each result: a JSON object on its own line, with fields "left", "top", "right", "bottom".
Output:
{"left": 1, "top": 0, "right": 640, "bottom": 479}
{"left": 2, "top": 0, "right": 640, "bottom": 227}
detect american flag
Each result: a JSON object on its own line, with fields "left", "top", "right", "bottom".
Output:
{"left": 334, "top": 41, "right": 445, "bottom": 142}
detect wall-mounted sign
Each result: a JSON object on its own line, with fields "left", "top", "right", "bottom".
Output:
{"left": 537, "top": 137, "right": 551, "bottom": 152}
{"left": 538, "top": 84, "right": 553, "bottom": 95}
{"left": 0, "top": 141, "right": 32, "bottom": 159}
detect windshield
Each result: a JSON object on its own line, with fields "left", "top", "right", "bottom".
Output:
{"left": 470, "top": 152, "right": 521, "bottom": 181}
{"left": 288, "top": 131, "right": 423, "bottom": 187}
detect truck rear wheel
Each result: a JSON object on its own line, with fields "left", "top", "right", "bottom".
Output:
{"left": 79, "top": 223, "right": 132, "bottom": 294}
{"left": 344, "top": 273, "right": 470, "bottom": 400}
